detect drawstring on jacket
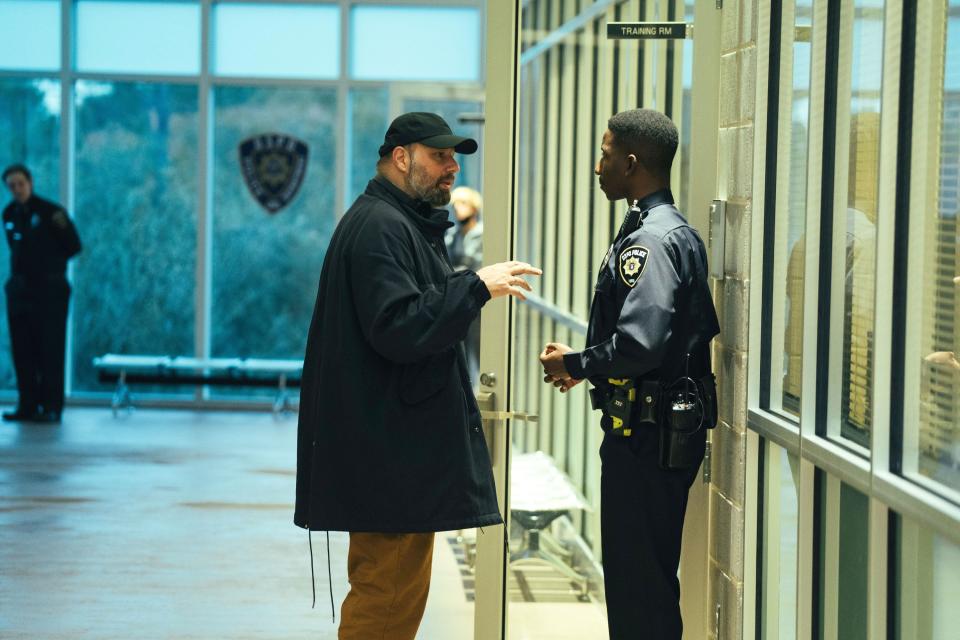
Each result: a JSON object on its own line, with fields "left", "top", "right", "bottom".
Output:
{"left": 308, "top": 529, "right": 336, "bottom": 623}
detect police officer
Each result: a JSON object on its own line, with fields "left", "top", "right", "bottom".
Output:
{"left": 2, "top": 164, "right": 81, "bottom": 424}
{"left": 539, "top": 109, "right": 719, "bottom": 639}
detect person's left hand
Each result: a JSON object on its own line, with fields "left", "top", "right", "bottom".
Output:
{"left": 540, "top": 342, "right": 573, "bottom": 380}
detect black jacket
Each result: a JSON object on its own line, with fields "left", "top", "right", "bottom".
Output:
{"left": 294, "top": 176, "right": 502, "bottom": 533}
{"left": 3, "top": 194, "right": 82, "bottom": 280}
{"left": 564, "top": 189, "right": 720, "bottom": 386}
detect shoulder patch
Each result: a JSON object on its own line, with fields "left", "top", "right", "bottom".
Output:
{"left": 52, "top": 211, "right": 69, "bottom": 229}
{"left": 619, "top": 245, "right": 649, "bottom": 287}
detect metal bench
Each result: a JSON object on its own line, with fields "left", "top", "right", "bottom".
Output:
{"left": 93, "top": 354, "right": 303, "bottom": 416}
{"left": 509, "top": 451, "right": 592, "bottom": 598}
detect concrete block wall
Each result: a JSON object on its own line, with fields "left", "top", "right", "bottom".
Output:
{"left": 708, "top": 1, "right": 758, "bottom": 639}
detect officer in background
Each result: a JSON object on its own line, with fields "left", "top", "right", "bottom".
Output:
{"left": 2, "top": 164, "right": 81, "bottom": 424}
{"left": 539, "top": 109, "right": 719, "bottom": 639}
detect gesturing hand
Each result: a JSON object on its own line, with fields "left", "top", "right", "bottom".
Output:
{"left": 476, "top": 261, "right": 542, "bottom": 301}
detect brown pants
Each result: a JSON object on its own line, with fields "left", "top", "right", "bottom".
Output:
{"left": 339, "top": 532, "right": 435, "bottom": 640}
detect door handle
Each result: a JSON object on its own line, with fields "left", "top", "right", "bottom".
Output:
{"left": 476, "top": 391, "right": 539, "bottom": 462}
{"left": 477, "top": 391, "right": 538, "bottom": 422}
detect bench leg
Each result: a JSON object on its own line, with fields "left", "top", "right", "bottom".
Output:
{"left": 112, "top": 382, "right": 133, "bottom": 418}
{"left": 272, "top": 389, "right": 292, "bottom": 418}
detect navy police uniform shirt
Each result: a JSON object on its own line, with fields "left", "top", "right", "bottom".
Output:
{"left": 563, "top": 189, "right": 719, "bottom": 387}
{"left": 3, "top": 194, "right": 82, "bottom": 279}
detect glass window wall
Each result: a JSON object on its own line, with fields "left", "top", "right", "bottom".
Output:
{"left": 0, "top": 77, "right": 61, "bottom": 393}
{"left": 348, "top": 86, "right": 389, "bottom": 203}
{"left": 833, "top": 0, "right": 885, "bottom": 448}
{"left": 76, "top": 1, "right": 201, "bottom": 75}
{"left": 350, "top": 6, "right": 481, "bottom": 81}
{"left": 210, "top": 86, "right": 336, "bottom": 370}
{"left": 903, "top": 0, "right": 960, "bottom": 498}
{"left": 0, "top": 0, "right": 60, "bottom": 71}
{"left": 0, "top": 0, "right": 484, "bottom": 403}
{"left": 213, "top": 3, "right": 340, "bottom": 79}
{"left": 781, "top": 0, "right": 813, "bottom": 418}
{"left": 759, "top": 440, "right": 799, "bottom": 639}
{"left": 71, "top": 81, "right": 198, "bottom": 393}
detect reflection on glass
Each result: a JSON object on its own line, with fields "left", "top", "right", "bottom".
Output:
{"left": 0, "top": 0, "right": 60, "bottom": 71}
{"left": 72, "top": 81, "right": 197, "bottom": 392}
{"left": 839, "top": 1, "right": 884, "bottom": 447}
{"left": 818, "top": 478, "right": 869, "bottom": 640}
{"left": 760, "top": 442, "right": 799, "bottom": 639}
{"left": 211, "top": 86, "right": 336, "bottom": 382}
{"left": 213, "top": 3, "right": 339, "bottom": 79}
{"left": 76, "top": 1, "right": 200, "bottom": 75}
{"left": 0, "top": 78, "right": 61, "bottom": 392}
{"left": 781, "top": 0, "right": 814, "bottom": 417}
{"left": 895, "top": 514, "right": 960, "bottom": 640}
{"left": 912, "top": 2, "right": 960, "bottom": 494}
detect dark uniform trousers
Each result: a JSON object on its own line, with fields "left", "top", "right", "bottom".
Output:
{"left": 561, "top": 189, "right": 719, "bottom": 639}
{"left": 5, "top": 274, "right": 70, "bottom": 415}
{"left": 600, "top": 418, "right": 705, "bottom": 639}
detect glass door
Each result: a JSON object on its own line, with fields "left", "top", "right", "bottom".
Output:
{"left": 475, "top": 1, "right": 716, "bottom": 638}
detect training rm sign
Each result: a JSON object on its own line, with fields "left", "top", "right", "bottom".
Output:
{"left": 606, "top": 22, "right": 689, "bottom": 39}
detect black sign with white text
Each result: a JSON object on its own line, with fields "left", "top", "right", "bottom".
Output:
{"left": 606, "top": 22, "right": 688, "bottom": 39}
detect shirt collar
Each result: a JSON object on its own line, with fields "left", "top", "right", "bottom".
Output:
{"left": 632, "top": 188, "right": 675, "bottom": 214}
{"left": 366, "top": 175, "right": 453, "bottom": 237}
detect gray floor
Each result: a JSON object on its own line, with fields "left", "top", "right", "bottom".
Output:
{"left": 0, "top": 407, "right": 609, "bottom": 640}
{"left": 0, "top": 408, "right": 350, "bottom": 640}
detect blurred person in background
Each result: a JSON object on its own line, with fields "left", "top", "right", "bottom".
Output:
{"left": 2, "top": 164, "right": 81, "bottom": 424}
{"left": 445, "top": 186, "right": 483, "bottom": 388}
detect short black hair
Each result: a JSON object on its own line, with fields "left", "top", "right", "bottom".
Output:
{"left": 607, "top": 109, "right": 678, "bottom": 178}
{"left": 2, "top": 163, "right": 31, "bottom": 183}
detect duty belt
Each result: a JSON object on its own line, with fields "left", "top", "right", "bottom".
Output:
{"left": 589, "top": 372, "right": 718, "bottom": 438}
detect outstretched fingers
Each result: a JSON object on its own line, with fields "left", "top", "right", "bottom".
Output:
{"left": 508, "top": 262, "right": 543, "bottom": 276}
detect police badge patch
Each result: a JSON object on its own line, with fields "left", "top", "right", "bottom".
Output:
{"left": 618, "top": 245, "right": 649, "bottom": 287}
{"left": 238, "top": 133, "right": 309, "bottom": 214}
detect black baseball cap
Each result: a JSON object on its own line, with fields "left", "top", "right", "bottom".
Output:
{"left": 378, "top": 112, "right": 478, "bottom": 157}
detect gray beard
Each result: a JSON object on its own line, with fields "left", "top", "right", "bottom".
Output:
{"left": 406, "top": 161, "right": 451, "bottom": 207}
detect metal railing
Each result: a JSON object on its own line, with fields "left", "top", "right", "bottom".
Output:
{"left": 520, "top": 293, "right": 588, "bottom": 335}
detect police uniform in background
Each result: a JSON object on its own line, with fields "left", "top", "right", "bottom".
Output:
{"left": 557, "top": 188, "right": 719, "bottom": 638}
{"left": 3, "top": 190, "right": 81, "bottom": 423}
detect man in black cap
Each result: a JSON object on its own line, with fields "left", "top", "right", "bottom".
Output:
{"left": 3, "top": 164, "right": 81, "bottom": 424}
{"left": 295, "top": 112, "right": 540, "bottom": 639}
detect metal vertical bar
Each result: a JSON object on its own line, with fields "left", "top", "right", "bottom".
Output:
{"left": 195, "top": 0, "right": 213, "bottom": 400}
{"left": 473, "top": 1, "right": 521, "bottom": 636}
{"left": 61, "top": 0, "right": 75, "bottom": 397}
{"left": 336, "top": 0, "right": 349, "bottom": 218}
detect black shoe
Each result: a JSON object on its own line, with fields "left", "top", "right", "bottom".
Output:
{"left": 30, "top": 411, "right": 61, "bottom": 424}
{"left": 2, "top": 409, "right": 39, "bottom": 422}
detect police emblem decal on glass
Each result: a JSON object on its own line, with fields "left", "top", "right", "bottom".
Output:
{"left": 238, "top": 133, "right": 309, "bottom": 214}
{"left": 618, "top": 245, "right": 649, "bottom": 287}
